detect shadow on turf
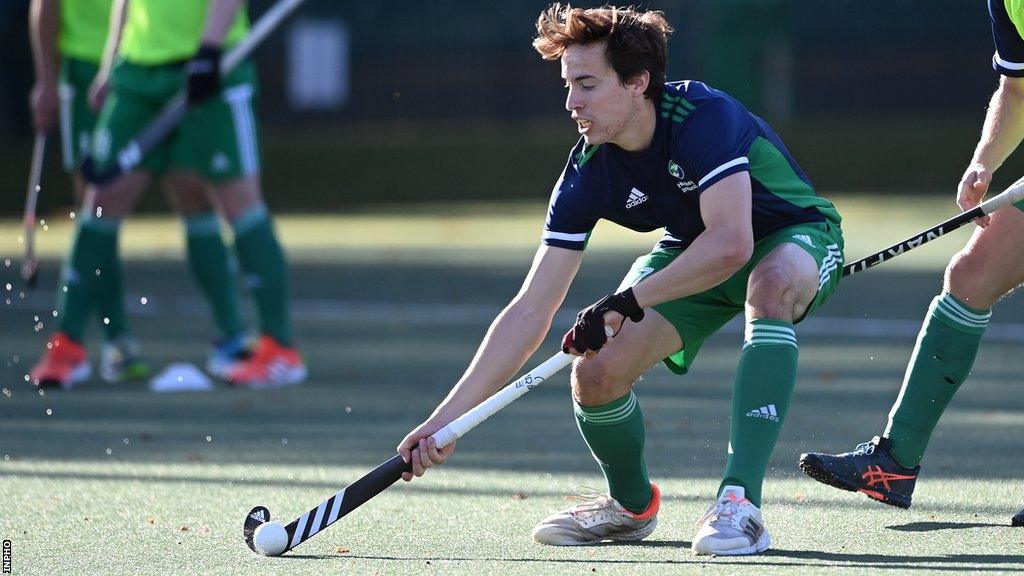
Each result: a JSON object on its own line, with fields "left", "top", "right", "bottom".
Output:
{"left": 887, "top": 521, "right": 1011, "bottom": 532}
{"left": 282, "top": 550, "right": 1024, "bottom": 571}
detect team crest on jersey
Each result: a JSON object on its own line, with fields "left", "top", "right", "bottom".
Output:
{"left": 668, "top": 160, "right": 697, "bottom": 193}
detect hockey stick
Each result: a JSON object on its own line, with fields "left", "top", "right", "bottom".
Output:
{"left": 20, "top": 132, "right": 46, "bottom": 288}
{"left": 842, "top": 175, "right": 1024, "bottom": 277}
{"left": 243, "top": 351, "right": 574, "bottom": 556}
{"left": 79, "top": 0, "right": 307, "bottom": 185}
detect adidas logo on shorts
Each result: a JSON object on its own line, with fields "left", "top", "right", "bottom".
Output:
{"left": 746, "top": 404, "right": 779, "bottom": 422}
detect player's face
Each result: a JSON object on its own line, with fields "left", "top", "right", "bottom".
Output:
{"left": 561, "top": 42, "right": 646, "bottom": 147}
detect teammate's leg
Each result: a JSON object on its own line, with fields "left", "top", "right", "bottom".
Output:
{"left": 31, "top": 174, "right": 150, "bottom": 387}
{"left": 58, "top": 59, "right": 144, "bottom": 383}
{"left": 885, "top": 207, "right": 1024, "bottom": 465}
{"left": 532, "top": 312, "right": 680, "bottom": 545}
{"left": 162, "top": 170, "right": 250, "bottom": 377}
{"left": 217, "top": 176, "right": 304, "bottom": 387}
{"left": 800, "top": 208, "right": 1024, "bottom": 509}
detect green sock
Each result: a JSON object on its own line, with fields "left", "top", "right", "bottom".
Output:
{"left": 185, "top": 213, "right": 245, "bottom": 339}
{"left": 232, "top": 205, "right": 292, "bottom": 345}
{"left": 884, "top": 293, "right": 989, "bottom": 467}
{"left": 720, "top": 319, "right": 798, "bottom": 507}
{"left": 57, "top": 216, "right": 121, "bottom": 342}
{"left": 575, "top": 391, "right": 652, "bottom": 513}
{"left": 96, "top": 232, "right": 129, "bottom": 341}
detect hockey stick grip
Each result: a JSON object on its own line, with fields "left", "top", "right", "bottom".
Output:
{"left": 842, "top": 175, "right": 1024, "bottom": 277}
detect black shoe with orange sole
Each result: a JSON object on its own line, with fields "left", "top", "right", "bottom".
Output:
{"left": 799, "top": 436, "right": 920, "bottom": 509}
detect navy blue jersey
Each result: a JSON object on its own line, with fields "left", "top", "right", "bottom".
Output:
{"left": 543, "top": 81, "right": 841, "bottom": 252}
{"left": 990, "top": 0, "right": 1024, "bottom": 77}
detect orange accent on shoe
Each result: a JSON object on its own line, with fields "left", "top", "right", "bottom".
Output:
{"left": 722, "top": 490, "right": 751, "bottom": 505}
{"left": 858, "top": 488, "right": 886, "bottom": 501}
{"left": 30, "top": 332, "right": 87, "bottom": 385}
{"left": 860, "top": 465, "right": 917, "bottom": 490}
{"left": 226, "top": 335, "right": 304, "bottom": 385}
{"left": 627, "top": 483, "right": 661, "bottom": 521}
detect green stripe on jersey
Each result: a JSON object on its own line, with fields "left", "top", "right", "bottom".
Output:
{"left": 576, "top": 143, "right": 601, "bottom": 167}
{"left": 660, "top": 93, "right": 693, "bottom": 123}
{"left": 748, "top": 137, "right": 842, "bottom": 227}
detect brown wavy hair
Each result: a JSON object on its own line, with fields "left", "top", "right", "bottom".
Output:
{"left": 534, "top": 4, "right": 673, "bottom": 100}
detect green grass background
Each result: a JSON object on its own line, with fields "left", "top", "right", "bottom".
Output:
{"left": 1, "top": 197, "right": 1023, "bottom": 574}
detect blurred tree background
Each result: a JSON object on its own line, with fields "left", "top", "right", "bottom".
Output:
{"left": 0, "top": 0, "right": 1010, "bottom": 214}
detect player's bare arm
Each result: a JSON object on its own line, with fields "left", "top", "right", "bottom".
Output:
{"left": 564, "top": 171, "right": 754, "bottom": 354}
{"left": 960, "top": 75, "right": 1024, "bottom": 224}
{"left": 89, "top": 0, "right": 128, "bottom": 110}
{"left": 632, "top": 171, "right": 753, "bottom": 308}
{"left": 397, "top": 244, "right": 583, "bottom": 480}
{"left": 28, "top": 0, "right": 59, "bottom": 130}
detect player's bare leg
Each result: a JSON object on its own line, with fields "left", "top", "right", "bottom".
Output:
{"left": 533, "top": 311, "right": 679, "bottom": 545}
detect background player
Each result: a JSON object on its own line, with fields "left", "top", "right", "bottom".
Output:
{"left": 28, "top": 0, "right": 153, "bottom": 383}
{"left": 799, "top": 0, "right": 1024, "bottom": 526}
{"left": 29, "top": 0, "right": 305, "bottom": 389}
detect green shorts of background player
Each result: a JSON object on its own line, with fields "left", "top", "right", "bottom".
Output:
{"left": 30, "top": 0, "right": 305, "bottom": 390}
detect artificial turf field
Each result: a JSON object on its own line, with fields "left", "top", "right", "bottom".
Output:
{"left": 2, "top": 197, "right": 1024, "bottom": 575}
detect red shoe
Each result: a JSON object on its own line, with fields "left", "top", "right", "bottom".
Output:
{"left": 226, "top": 335, "right": 306, "bottom": 389}
{"left": 30, "top": 332, "right": 91, "bottom": 389}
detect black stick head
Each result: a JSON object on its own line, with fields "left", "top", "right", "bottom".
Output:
{"left": 78, "top": 157, "right": 117, "bottom": 186}
{"left": 243, "top": 505, "right": 271, "bottom": 553}
{"left": 20, "top": 259, "right": 38, "bottom": 289}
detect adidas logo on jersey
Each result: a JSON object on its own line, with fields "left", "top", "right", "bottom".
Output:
{"left": 626, "top": 187, "right": 649, "bottom": 209}
{"left": 746, "top": 404, "right": 779, "bottom": 422}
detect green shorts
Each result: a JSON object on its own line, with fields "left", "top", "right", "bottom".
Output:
{"left": 58, "top": 58, "right": 101, "bottom": 171}
{"left": 1015, "top": 199, "right": 1024, "bottom": 212}
{"left": 618, "top": 221, "right": 844, "bottom": 375}
{"left": 90, "top": 58, "right": 261, "bottom": 181}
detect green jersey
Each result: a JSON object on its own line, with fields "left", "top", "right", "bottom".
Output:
{"left": 119, "top": 0, "right": 249, "bottom": 65}
{"left": 59, "top": 0, "right": 112, "bottom": 64}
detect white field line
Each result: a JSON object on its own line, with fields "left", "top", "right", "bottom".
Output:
{"left": 11, "top": 292, "right": 1024, "bottom": 342}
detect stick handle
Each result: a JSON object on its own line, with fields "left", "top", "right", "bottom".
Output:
{"left": 81, "top": 0, "right": 308, "bottom": 184}
{"left": 21, "top": 132, "right": 46, "bottom": 288}
{"left": 278, "top": 351, "right": 574, "bottom": 552}
{"left": 842, "top": 176, "right": 1024, "bottom": 277}
{"left": 431, "top": 352, "right": 573, "bottom": 448}
{"left": 22, "top": 133, "right": 46, "bottom": 241}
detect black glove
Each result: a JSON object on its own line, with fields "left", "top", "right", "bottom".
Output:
{"left": 562, "top": 287, "right": 644, "bottom": 354}
{"left": 185, "top": 44, "right": 222, "bottom": 105}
